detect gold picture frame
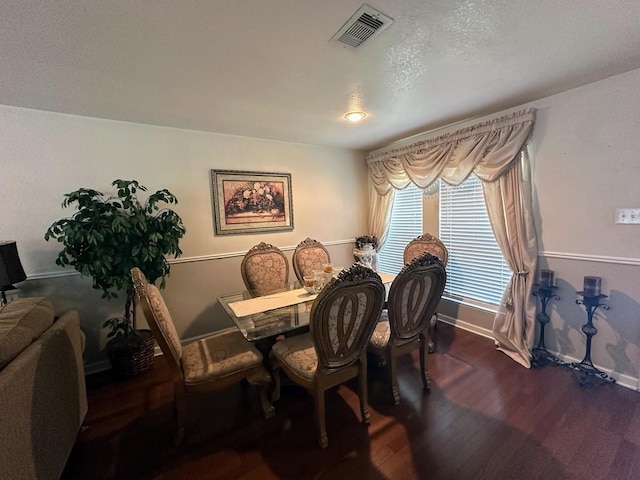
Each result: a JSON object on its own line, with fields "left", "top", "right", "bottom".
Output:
{"left": 211, "top": 169, "right": 294, "bottom": 235}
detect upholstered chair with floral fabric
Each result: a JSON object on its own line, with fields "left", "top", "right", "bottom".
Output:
{"left": 403, "top": 233, "right": 449, "bottom": 265}
{"left": 131, "top": 267, "right": 274, "bottom": 446}
{"left": 368, "top": 253, "right": 446, "bottom": 405}
{"left": 241, "top": 242, "right": 289, "bottom": 296}
{"left": 403, "top": 233, "right": 449, "bottom": 352}
{"left": 292, "top": 237, "right": 331, "bottom": 283}
{"left": 269, "top": 263, "right": 385, "bottom": 448}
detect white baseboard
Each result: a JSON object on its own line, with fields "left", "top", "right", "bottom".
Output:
{"left": 437, "top": 314, "right": 638, "bottom": 391}
{"left": 438, "top": 313, "right": 494, "bottom": 340}
{"left": 84, "top": 359, "right": 111, "bottom": 376}
{"left": 85, "top": 316, "right": 640, "bottom": 392}
{"left": 546, "top": 351, "right": 638, "bottom": 390}
{"left": 84, "top": 346, "right": 163, "bottom": 376}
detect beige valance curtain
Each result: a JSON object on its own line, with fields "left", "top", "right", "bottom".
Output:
{"left": 368, "top": 109, "right": 536, "bottom": 193}
{"left": 366, "top": 108, "right": 538, "bottom": 368}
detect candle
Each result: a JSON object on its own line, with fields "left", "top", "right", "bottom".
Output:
{"left": 539, "top": 270, "right": 554, "bottom": 288}
{"left": 583, "top": 276, "right": 601, "bottom": 297}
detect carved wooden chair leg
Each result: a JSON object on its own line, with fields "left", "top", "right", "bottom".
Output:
{"left": 419, "top": 334, "right": 431, "bottom": 391}
{"left": 358, "top": 356, "right": 371, "bottom": 424}
{"left": 270, "top": 363, "right": 282, "bottom": 402}
{"left": 428, "top": 314, "right": 438, "bottom": 353}
{"left": 247, "top": 368, "right": 276, "bottom": 419}
{"left": 387, "top": 349, "right": 400, "bottom": 406}
{"left": 314, "top": 385, "right": 328, "bottom": 449}
{"left": 173, "top": 382, "right": 186, "bottom": 446}
{"left": 259, "top": 385, "right": 276, "bottom": 419}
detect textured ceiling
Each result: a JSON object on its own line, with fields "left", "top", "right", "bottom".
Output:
{"left": 2, "top": 0, "right": 640, "bottom": 151}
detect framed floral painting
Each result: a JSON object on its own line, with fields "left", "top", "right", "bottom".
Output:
{"left": 211, "top": 170, "right": 294, "bottom": 235}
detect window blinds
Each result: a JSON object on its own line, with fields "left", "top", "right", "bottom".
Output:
{"left": 439, "top": 174, "right": 511, "bottom": 307}
{"left": 378, "top": 183, "right": 423, "bottom": 275}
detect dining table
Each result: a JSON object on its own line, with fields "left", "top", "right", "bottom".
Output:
{"left": 218, "top": 272, "right": 396, "bottom": 355}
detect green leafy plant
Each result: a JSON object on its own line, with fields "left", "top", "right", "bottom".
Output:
{"left": 103, "top": 317, "right": 145, "bottom": 348}
{"left": 45, "top": 179, "right": 186, "bottom": 341}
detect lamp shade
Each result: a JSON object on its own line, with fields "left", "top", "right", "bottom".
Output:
{"left": 0, "top": 241, "right": 27, "bottom": 288}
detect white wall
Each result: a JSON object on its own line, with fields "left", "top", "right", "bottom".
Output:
{"left": 0, "top": 106, "right": 369, "bottom": 370}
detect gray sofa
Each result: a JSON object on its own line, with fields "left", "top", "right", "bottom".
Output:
{"left": 0, "top": 297, "right": 87, "bottom": 480}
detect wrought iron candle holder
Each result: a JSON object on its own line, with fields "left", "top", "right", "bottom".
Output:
{"left": 567, "top": 292, "right": 615, "bottom": 387}
{"left": 532, "top": 284, "right": 562, "bottom": 367}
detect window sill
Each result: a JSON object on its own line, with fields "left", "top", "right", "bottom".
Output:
{"left": 441, "top": 295, "right": 499, "bottom": 314}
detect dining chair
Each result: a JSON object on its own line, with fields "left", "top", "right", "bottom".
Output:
{"left": 368, "top": 253, "right": 446, "bottom": 405}
{"left": 403, "top": 233, "right": 449, "bottom": 265}
{"left": 131, "top": 267, "right": 275, "bottom": 446}
{"left": 241, "top": 241, "right": 289, "bottom": 296}
{"left": 403, "top": 233, "right": 449, "bottom": 352}
{"left": 269, "top": 263, "right": 385, "bottom": 448}
{"left": 292, "top": 237, "right": 331, "bottom": 283}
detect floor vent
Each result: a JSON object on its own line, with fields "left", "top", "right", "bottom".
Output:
{"left": 330, "top": 4, "right": 394, "bottom": 49}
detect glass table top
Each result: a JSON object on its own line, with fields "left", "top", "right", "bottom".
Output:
{"left": 218, "top": 282, "right": 314, "bottom": 342}
{"left": 218, "top": 273, "right": 395, "bottom": 342}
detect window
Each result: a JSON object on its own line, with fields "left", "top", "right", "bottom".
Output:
{"left": 378, "top": 183, "right": 423, "bottom": 275}
{"left": 378, "top": 175, "right": 511, "bottom": 310}
{"left": 439, "top": 174, "right": 511, "bottom": 308}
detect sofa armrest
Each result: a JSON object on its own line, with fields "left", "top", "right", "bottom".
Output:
{"left": 0, "top": 310, "right": 87, "bottom": 480}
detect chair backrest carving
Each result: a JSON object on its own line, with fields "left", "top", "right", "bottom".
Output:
{"left": 292, "top": 237, "right": 330, "bottom": 283}
{"left": 241, "top": 242, "right": 289, "bottom": 296}
{"left": 404, "top": 233, "right": 449, "bottom": 266}
{"left": 387, "top": 253, "right": 447, "bottom": 342}
{"left": 131, "top": 267, "right": 183, "bottom": 375}
{"left": 310, "top": 263, "right": 384, "bottom": 370}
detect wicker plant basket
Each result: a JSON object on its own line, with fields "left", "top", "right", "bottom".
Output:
{"left": 107, "top": 329, "right": 155, "bottom": 379}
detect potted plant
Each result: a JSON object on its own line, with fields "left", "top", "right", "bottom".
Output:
{"left": 45, "top": 179, "right": 186, "bottom": 377}
{"left": 354, "top": 235, "right": 379, "bottom": 271}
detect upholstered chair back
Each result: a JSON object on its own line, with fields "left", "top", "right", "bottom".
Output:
{"left": 241, "top": 242, "right": 289, "bottom": 296}
{"left": 310, "top": 264, "right": 384, "bottom": 370}
{"left": 403, "top": 233, "right": 449, "bottom": 266}
{"left": 131, "top": 267, "right": 183, "bottom": 373}
{"left": 292, "top": 237, "right": 330, "bottom": 283}
{"left": 387, "top": 253, "right": 447, "bottom": 342}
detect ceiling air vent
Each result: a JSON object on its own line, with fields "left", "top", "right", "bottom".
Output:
{"left": 330, "top": 4, "right": 393, "bottom": 49}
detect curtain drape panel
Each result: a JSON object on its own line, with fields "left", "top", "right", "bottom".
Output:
{"left": 366, "top": 108, "right": 538, "bottom": 368}
{"left": 483, "top": 150, "right": 538, "bottom": 367}
{"left": 368, "top": 179, "right": 395, "bottom": 251}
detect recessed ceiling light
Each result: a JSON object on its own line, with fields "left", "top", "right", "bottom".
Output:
{"left": 344, "top": 111, "right": 367, "bottom": 122}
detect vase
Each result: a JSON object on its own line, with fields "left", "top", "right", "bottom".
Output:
{"left": 353, "top": 244, "right": 378, "bottom": 271}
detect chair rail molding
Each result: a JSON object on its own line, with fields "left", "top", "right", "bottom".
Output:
{"left": 538, "top": 251, "right": 640, "bottom": 267}
{"left": 26, "top": 239, "right": 356, "bottom": 279}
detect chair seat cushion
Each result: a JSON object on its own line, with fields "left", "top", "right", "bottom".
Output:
{"left": 182, "top": 328, "right": 263, "bottom": 385}
{"left": 271, "top": 332, "right": 317, "bottom": 381}
{"left": 369, "top": 316, "right": 391, "bottom": 350}
{"left": 369, "top": 311, "right": 433, "bottom": 350}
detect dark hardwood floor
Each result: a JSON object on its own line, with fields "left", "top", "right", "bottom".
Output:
{"left": 62, "top": 324, "right": 640, "bottom": 479}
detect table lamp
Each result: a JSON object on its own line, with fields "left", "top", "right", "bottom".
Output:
{"left": 0, "top": 241, "right": 27, "bottom": 306}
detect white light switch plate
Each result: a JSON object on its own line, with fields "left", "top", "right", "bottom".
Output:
{"left": 616, "top": 208, "right": 640, "bottom": 224}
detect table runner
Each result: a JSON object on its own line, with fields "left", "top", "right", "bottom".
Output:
{"left": 229, "top": 288, "right": 318, "bottom": 318}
